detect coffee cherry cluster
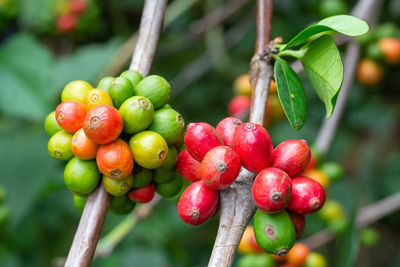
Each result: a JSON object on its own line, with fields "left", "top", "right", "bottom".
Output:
{"left": 238, "top": 227, "right": 327, "bottom": 267}
{"left": 176, "top": 117, "right": 326, "bottom": 256}
{"left": 357, "top": 23, "right": 400, "bottom": 86}
{"left": 56, "top": 0, "right": 88, "bottom": 33}
{"left": 228, "top": 74, "right": 284, "bottom": 127}
{"left": 45, "top": 70, "right": 185, "bottom": 215}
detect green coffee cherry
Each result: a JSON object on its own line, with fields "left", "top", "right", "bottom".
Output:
{"left": 161, "top": 145, "right": 178, "bottom": 169}
{"left": 103, "top": 174, "right": 133, "bottom": 197}
{"left": 254, "top": 210, "right": 295, "bottom": 256}
{"left": 119, "top": 96, "right": 154, "bottom": 134}
{"left": 109, "top": 77, "right": 135, "bottom": 108}
{"left": 319, "top": 200, "right": 344, "bottom": 222}
{"left": 97, "top": 76, "right": 115, "bottom": 93}
{"left": 64, "top": 157, "right": 100, "bottom": 195}
{"left": 155, "top": 172, "right": 183, "bottom": 198}
{"left": 61, "top": 80, "right": 92, "bottom": 104}
{"left": 132, "top": 167, "right": 153, "bottom": 188}
{"left": 73, "top": 194, "right": 87, "bottom": 213}
{"left": 327, "top": 216, "right": 348, "bottom": 234}
{"left": 109, "top": 195, "right": 136, "bottom": 215}
{"left": 48, "top": 131, "right": 74, "bottom": 161}
{"left": 375, "top": 23, "right": 398, "bottom": 39}
{"left": 318, "top": 0, "right": 348, "bottom": 17}
{"left": 366, "top": 43, "right": 384, "bottom": 60}
{"left": 360, "top": 228, "right": 380, "bottom": 247}
{"left": 304, "top": 252, "right": 327, "bottom": 267}
{"left": 44, "top": 111, "right": 62, "bottom": 137}
{"left": 120, "top": 70, "right": 143, "bottom": 88}
{"left": 320, "top": 162, "right": 344, "bottom": 181}
{"left": 162, "top": 103, "right": 172, "bottom": 109}
{"left": 238, "top": 254, "right": 275, "bottom": 267}
{"left": 134, "top": 75, "right": 171, "bottom": 109}
{"left": 148, "top": 108, "right": 185, "bottom": 145}
{"left": 154, "top": 168, "right": 174, "bottom": 183}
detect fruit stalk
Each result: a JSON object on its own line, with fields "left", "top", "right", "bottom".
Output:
{"left": 65, "top": 1, "right": 168, "bottom": 266}
{"left": 208, "top": 1, "right": 274, "bottom": 266}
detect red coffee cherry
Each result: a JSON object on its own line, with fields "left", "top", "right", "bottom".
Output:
{"left": 216, "top": 117, "right": 243, "bottom": 147}
{"left": 56, "top": 14, "right": 77, "bottom": 33}
{"left": 55, "top": 101, "right": 86, "bottom": 133}
{"left": 96, "top": 139, "right": 134, "bottom": 180}
{"left": 288, "top": 177, "right": 326, "bottom": 214}
{"left": 288, "top": 211, "right": 306, "bottom": 239}
{"left": 128, "top": 184, "right": 155, "bottom": 203}
{"left": 83, "top": 105, "right": 123, "bottom": 144}
{"left": 200, "top": 146, "right": 241, "bottom": 190}
{"left": 184, "top": 122, "right": 223, "bottom": 162}
{"left": 69, "top": 0, "right": 87, "bottom": 15}
{"left": 176, "top": 148, "right": 201, "bottom": 182}
{"left": 252, "top": 167, "right": 292, "bottom": 213}
{"left": 232, "top": 122, "right": 273, "bottom": 173}
{"left": 228, "top": 95, "right": 251, "bottom": 117}
{"left": 272, "top": 140, "right": 311, "bottom": 177}
{"left": 178, "top": 181, "right": 218, "bottom": 225}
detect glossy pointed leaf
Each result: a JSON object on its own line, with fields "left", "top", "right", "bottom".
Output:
{"left": 274, "top": 58, "right": 307, "bottom": 130}
{"left": 281, "top": 15, "right": 369, "bottom": 50}
{"left": 299, "top": 35, "right": 343, "bottom": 118}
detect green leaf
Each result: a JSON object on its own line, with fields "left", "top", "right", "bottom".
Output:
{"left": 318, "top": 15, "right": 369, "bottom": 36}
{"left": 298, "top": 35, "right": 343, "bottom": 117}
{"left": 281, "top": 15, "right": 369, "bottom": 50}
{"left": 274, "top": 58, "right": 307, "bottom": 130}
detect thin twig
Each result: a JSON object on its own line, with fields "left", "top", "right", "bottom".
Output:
{"left": 190, "top": 0, "right": 250, "bottom": 36}
{"left": 159, "top": 0, "right": 250, "bottom": 57}
{"left": 208, "top": 1, "right": 274, "bottom": 266}
{"left": 64, "top": 1, "right": 167, "bottom": 266}
{"left": 304, "top": 191, "right": 400, "bottom": 250}
{"left": 171, "top": 6, "right": 256, "bottom": 98}
{"left": 101, "top": 0, "right": 197, "bottom": 77}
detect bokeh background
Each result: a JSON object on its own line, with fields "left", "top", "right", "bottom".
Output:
{"left": 0, "top": 0, "right": 400, "bottom": 266}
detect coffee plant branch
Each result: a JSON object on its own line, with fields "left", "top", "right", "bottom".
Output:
{"left": 207, "top": 1, "right": 274, "bottom": 266}
{"left": 64, "top": 1, "right": 168, "bottom": 266}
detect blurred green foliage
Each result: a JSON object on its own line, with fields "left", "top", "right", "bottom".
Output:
{"left": 0, "top": 0, "right": 399, "bottom": 266}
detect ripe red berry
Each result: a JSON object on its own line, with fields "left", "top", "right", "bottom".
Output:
{"left": 176, "top": 148, "right": 201, "bottom": 182}
{"left": 83, "top": 105, "right": 123, "bottom": 144}
{"left": 232, "top": 122, "right": 273, "bottom": 173}
{"left": 184, "top": 122, "right": 223, "bottom": 162}
{"left": 228, "top": 95, "right": 251, "bottom": 118}
{"left": 178, "top": 181, "right": 218, "bottom": 225}
{"left": 69, "top": 0, "right": 87, "bottom": 15}
{"left": 96, "top": 139, "right": 134, "bottom": 180}
{"left": 272, "top": 140, "right": 311, "bottom": 177}
{"left": 288, "top": 211, "right": 306, "bottom": 239}
{"left": 55, "top": 101, "right": 86, "bottom": 133}
{"left": 56, "top": 14, "right": 77, "bottom": 33}
{"left": 216, "top": 117, "right": 243, "bottom": 147}
{"left": 288, "top": 177, "right": 326, "bottom": 214}
{"left": 128, "top": 184, "right": 155, "bottom": 203}
{"left": 252, "top": 167, "right": 292, "bottom": 213}
{"left": 200, "top": 146, "right": 241, "bottom": 190}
